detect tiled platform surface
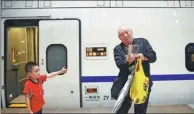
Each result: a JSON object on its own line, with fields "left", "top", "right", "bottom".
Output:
{"left": 2, "top": 105, "right": 194, "bottom": 113}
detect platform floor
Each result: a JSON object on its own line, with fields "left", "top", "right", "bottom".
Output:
{"left": 2, "top": 105, "right": 194, "bottom": 113}
{"left": 10, "top": 95, "right": 25, "bottom": 103}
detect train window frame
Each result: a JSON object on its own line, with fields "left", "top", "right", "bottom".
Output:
{"left": 185, "top": 43, "right": 194, "bottom": 72}
{"left": 46, "top": 44, "right": 67, "bottom": 74}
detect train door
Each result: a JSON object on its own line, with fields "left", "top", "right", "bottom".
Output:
{"left": 4, "top": 20, "right": 39, "bottom": 107}
{"left": 38, "top": 19, "right": 81, "bottom": 108}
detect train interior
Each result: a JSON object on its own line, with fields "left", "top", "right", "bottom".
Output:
{"left": 5, "top": 26, "right": 38, "bottom": 107}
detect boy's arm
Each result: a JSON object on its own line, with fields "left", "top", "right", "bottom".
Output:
{"left": 23, "top": 83, "right": 33, "bottom": 113}
{"left": 25, "top": 94, "right": 33, "bottom": 113}
{"left": 46, "top": 67, "right": 67, "bottom": 78}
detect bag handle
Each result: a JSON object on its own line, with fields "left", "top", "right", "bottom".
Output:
{"left": 135, "top": 58, "right": 142, "bottom": 72}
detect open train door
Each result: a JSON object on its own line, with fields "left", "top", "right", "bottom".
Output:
{"left": 38, "top": 19, "right": 81, "bottom": 108}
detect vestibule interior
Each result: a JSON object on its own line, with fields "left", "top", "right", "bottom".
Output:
{"left": 7, "top": 27, "right": 38, "bottom": 105}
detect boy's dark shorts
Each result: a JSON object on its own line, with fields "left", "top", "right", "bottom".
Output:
{"left": 34, "top": 109, "right": 42, "bottom": 114}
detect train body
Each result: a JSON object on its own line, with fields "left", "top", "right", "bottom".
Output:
{"left": 0, "top": 0, "right": 194, "bottom": 108}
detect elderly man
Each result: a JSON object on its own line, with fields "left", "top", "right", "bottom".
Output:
{"left": 112, "top": 25, "right": 157, "bottom": 114}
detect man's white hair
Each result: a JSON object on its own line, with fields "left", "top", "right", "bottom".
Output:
{"left": 118, "top": 25, "right": 132, "bottom": 33}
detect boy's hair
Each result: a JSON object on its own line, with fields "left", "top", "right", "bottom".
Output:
{"left": 25, "top": 62, "right": 38, "bottom": 73}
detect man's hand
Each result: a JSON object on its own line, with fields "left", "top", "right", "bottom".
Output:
{"left": 60, "top": 67, "right": 67, "bottom": 74}
{"left": 136, "top": 53, "right": 148, "bottom": 61}
{"left": 127, "top": 54, "right": 136, "bottom": 64}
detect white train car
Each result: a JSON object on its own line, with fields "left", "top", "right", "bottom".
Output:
{"left": 0, "top": 1, "right": 194, "bottom": 109}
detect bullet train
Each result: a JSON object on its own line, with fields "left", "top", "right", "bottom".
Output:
{"left": 0, "top": 0, "right": 194, "bottom": 109}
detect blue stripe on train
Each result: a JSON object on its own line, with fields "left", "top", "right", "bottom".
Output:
{"left": 82, "top": 74, "right": 194, "bottom": 83}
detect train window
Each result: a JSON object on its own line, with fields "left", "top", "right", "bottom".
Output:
{"left": 185, "top": 43, "right": 194, "bottom": 72}
{"left": 46, "top": 44, "right": 67, "bottom": 73}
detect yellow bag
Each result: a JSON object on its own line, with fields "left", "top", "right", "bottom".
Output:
{"left": 129, "top": 58, "right": 149, "bottom": 104}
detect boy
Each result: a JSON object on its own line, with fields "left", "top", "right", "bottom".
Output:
{"left": 23, "top": 62, "right": 67, "bottom": 114}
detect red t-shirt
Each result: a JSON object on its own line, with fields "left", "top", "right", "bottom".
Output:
{"left": 23, "top": 75, "right": 47, "bottom": 113}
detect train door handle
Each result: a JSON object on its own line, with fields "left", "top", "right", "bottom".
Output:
{"left": 12, "top": 64, "right": 19, "bottom": 71}
{"left": 41, "top": 59, "right": 44, "bottom": 65}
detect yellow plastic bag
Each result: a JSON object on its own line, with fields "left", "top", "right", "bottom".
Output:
{"left": 129, "top": 58, "right": 149, "bottom": 104}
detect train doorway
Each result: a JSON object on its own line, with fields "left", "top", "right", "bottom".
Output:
{"left": 4, "top": 19, "right": 82, "bottom": 108}
{"left": 4, "top": 20, "right": 39, "bottom": 107}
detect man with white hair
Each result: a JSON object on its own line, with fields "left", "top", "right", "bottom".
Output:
{"left": 112, "top": 25, "right": 157, "bottom": 114}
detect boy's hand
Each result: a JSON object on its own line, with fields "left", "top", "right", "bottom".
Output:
{"left": 28, "top": 111, "right": 33, "bottom": 114}
{"left": 46, "top": 66, "right": 67, "bottom": 78}
{"left": 61, "top": 67, "right": 67, "bottom": 73}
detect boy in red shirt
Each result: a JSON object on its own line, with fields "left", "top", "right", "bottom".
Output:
{"left": 23, "top": 62, "right": 67, "bottom": 114}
